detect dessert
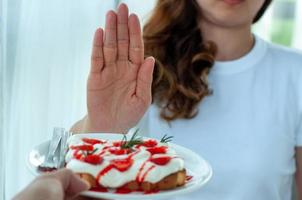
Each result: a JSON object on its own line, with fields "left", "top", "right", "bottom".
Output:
{"left": 65, "top": 131, "right": 186, "bottom": 193}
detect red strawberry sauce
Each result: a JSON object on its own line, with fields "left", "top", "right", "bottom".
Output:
{"left": 70, "top": 138, "right": 179, "bottom": 194}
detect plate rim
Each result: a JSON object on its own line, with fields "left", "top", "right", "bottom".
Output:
{"left": 27, "top": 133, "right": 213, "bottom": 199}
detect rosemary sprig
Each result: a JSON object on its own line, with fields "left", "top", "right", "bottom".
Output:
{"left": 88, "top": 148, "right": 98, "bottom": 155}
{"left": 160, "top": 134, "right": 173, "bottom": 143}
{"left": 81, "top": 148, "right": 98, "bottom": 156}
{"left": 121, "top": 129, "right": 143, "bottom": 149}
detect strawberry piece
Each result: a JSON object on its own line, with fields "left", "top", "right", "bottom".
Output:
{"left": 70, "top": 145, "right": 94, "bottom": 151}
{"left": 73, "top": 150, "right": 83, "bottom": 160}
{"left": 142, "top": 139, "right": 158, "bottom": 147}
{"left": 146, "top": 146, "right": 167, "bottom": 155}
{"left": 75, "top": 154, "right": 83, "bottom": 160}
{"left": 109, "top": 148, "right": 132, "bottom": 155}
{"left": 84, "top": 155, "right": 103, "bottom": 165}
{"left": 150, "top": 156, "right": 172, "bottom": 165}
{"left": 113, "top": 141, "right": 125, "bottom": 147}
{"left": 82, "top": 138, "right": 105, "bottom": 145}
{"left": 111, "top": 158, "right": 134, "bottom": 172}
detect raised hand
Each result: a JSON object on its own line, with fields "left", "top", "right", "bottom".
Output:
{"left": 84, "top": 4, "right": 155, "bottom": 133}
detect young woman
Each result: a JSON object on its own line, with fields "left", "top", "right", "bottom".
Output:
{"left": 71, "top": 0, "right": 302, "bottom": 199}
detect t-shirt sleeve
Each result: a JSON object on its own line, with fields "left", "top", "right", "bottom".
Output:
{"left": 295, "top": 69, "right": 302, "bottom": 146}
{"left": 297, "top": 122, "right": 302, "bottom": 146}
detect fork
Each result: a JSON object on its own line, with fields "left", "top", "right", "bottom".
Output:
{"left": 38, "top": 127, "right": 65, "bottom": 171}
{"left": 57, "top": 130, "right": 72, "bottom": 168}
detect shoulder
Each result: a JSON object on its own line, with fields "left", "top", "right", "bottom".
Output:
{"left": 255, "top": 36, "right": 302, "bottom": 105}
{"left": 264, "top": 39, "right": 302, "bottom": 70}
{"left": 257, "top": 37, "right": 302, "bottom": 83}
{"left": 265, "top": 42, "right": 302, "bottom": 106}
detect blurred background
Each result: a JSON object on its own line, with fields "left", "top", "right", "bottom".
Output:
{"left": 0, "top": 0, "right": 302, "bottom": 199}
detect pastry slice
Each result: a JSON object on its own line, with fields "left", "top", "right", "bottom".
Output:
{"left": 65, "top": 132, "right": 186, "bottom": 192}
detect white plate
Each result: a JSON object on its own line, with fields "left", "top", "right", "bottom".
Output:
{"left": 27, "top": 133, "right": 212, "bottom": 199}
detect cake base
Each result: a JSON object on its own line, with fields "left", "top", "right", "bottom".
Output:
{"left": 78, "top": 170, "right": 186, "bottom": 192}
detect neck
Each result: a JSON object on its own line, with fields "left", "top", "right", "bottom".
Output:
{"left": 200, "top": 20, "right": 254, "bottom": 61}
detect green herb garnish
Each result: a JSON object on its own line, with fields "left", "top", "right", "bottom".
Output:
{"left": 89, "top": 148, "right": 98, "bottom": 155}
{"left": 121, "top": 129, "right": 143, "bottom": 149}
{"left": 160, "top": 134, "right": 173, "bottom": 143}
{"left": 81, "top": 148, "right": 98, "bottom": 156}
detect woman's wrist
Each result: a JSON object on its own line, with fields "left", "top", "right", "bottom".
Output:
{"left": 71, "top": 115, "right": 129, "bottom": 134}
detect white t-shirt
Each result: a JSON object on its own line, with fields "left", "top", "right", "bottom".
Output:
{"left": 137, "top": 36, "right": 302, "bottom": 200}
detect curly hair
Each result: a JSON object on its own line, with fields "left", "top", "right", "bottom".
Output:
{"left": 143, "top": 0, "right": 272, "bottom": 121}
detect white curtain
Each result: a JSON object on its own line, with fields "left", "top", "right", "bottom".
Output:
{"left": 3, "top": 0, "right": 117, "bottom": 198}
{"left": 122, "top": 0, "right": 156, "bottom": 24}
{"left": 1, "top": 0, "right": 8, "bottom": 198}
{"left": 1, "top": 0, "right": 156, "bottom": 199}
{"left": 1, "top": 0, "right": 301, "bottom": 199}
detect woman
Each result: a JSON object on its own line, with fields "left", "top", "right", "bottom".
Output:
{"left": 71, "top": 0, "right": 302, "bottom": 199}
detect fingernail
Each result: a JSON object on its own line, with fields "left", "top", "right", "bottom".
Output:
{"left": 107, "top": 10, "right": 116, "bottom": 19}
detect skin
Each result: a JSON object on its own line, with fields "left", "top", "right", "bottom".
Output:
{"left": 71, "top": 4, "right": 154, "bottom": 134}
{"left": 197, "top": 0, "right": 264, "bottom": 61}
{"left": 12, "top": 169, "right": 91, "bottom": 200}
{"left": 70, "top": 1, "right": 302, "bottom": 199}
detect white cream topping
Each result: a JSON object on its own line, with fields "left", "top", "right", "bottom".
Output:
{"left": 65, "top": 135, "right": 185, "bottom": 188}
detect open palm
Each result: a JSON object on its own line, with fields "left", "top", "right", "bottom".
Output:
{"left": 86, "top": 4, "right": 154, "bottom": 133}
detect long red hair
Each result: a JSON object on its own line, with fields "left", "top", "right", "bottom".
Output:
{"left": 143, "top": 0, "right": 272, "bottom": 121}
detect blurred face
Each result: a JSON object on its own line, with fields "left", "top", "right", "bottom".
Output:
{"left": 196, "top": 0, "right": 266, "bottom": 28}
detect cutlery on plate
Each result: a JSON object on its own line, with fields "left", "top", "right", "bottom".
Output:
{"left": 38, "top": 127, "right": 69, "bottom": 171}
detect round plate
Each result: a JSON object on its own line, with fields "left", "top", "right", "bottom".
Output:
{"left": 27, "top": 133, "right": 212, "bottom": 199}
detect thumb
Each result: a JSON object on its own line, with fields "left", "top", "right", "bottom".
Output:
{"left": 52, "top": 169, "right": 90, "bottom": 198}
{"left": 136, "top": 56, "right": 155, "bottom": 101}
